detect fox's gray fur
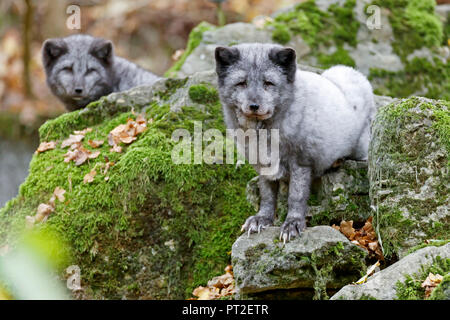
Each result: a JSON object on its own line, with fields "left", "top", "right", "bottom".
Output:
{"left": 215, "top": 43, "right": 375, "bottom": 242}
{"left": 42, "top": 34, "right": 160, "bottom": 111}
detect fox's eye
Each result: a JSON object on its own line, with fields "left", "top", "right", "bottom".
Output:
{"left": 264, "top": 81, "right": 275, "bottom": 87}
{"left": 63, "top": 66, "right": 73, "bottom": 72}
{"left": 86, "top": 68, "right": 96, "bottom": 75}
{"left": 235, "top": 81, "right": 247, "bottom": 88}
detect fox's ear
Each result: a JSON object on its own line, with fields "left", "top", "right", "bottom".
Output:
{"left": 269, "top": 47, "right": 297, "bottom": 82}
{"left": 215, "top": 46, "right": 240, "bottom": 78}
{"left": 90, "top": 39, "right": 114, "bottom": 65}
{"left": 42, "top": 39, "right": 68, "bottom": 68}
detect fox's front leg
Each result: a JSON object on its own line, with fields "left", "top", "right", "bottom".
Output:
{"left": 280, "top": 164, "right": 312, "bottom": 243}
{"left": 242, "top": 177, "right": 279, "bottom": 236}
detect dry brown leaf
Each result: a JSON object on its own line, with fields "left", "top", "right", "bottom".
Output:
{"left": 83, "top": 170, "right": 97, "bottom": 184}
{"left": 336, "top": 217, "right": 384, "bottom": 261}
{"left": 61, "top": 134, "right": 84, "bottom": 148}
{"left": 107, "top": 117, "right": 147, "bottom": 150}
{"left": 191, "top": 265, "right": 235, "bottom": 300}
{"left": 25, "top": 215, "right": 36, "bottom": 229}
{"left": 340, "top": 220, "right": 356, "bottom": 240}
{"left": 74, "top": 128, "right": 93, "bottom": 135}
{"left": 88, "top": 151, "right": 101, "bottom": 159}
{"left": 88, "top": 140, "right": 104, "bottom": 148}
{"left": 53, "top": 187, "right": 66, "bottom": 202}
{"left": 36, "top": 141, "right": 56, "bottom": 153}
{"left": 193, "top": 286, "right": 212, "bottom": 300}
{"left": 422, "top": 273, "right": 443, "bottom": 297}
{"left": 110, "top": 145, "right": 122, "bottom": 153}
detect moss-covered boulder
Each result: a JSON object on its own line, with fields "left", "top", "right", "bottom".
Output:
{"left": 166, "top": 0, "right": 448, "bottom": 100}
{"left": 369, "top": 97, "right": 449, "bottom": 259}
{"left": 0, "top": 73, "right": 259, "bottom": 299}
{"left": 231, "top": 226, "right": 368, "bottom": 300}
{"left": 331, "top": 243, "right": 450, "bottom": 300}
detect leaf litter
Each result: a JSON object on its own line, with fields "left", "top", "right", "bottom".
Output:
{"left": 191, "top": 265, "right": 236, "bottom": 300}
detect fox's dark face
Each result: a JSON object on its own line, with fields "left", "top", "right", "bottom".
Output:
{"left": 215, "top": 44, "right": 297, "bottom": 121}
{"left": 42, "top": 35, "right": 115, "bottom": 111}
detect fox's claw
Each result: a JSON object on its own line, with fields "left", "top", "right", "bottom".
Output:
{"left": 241, "top": 215, "right": 273, "bottom": 237}
{"left": 279, "top": 217, "right": 306, "bottom": 243}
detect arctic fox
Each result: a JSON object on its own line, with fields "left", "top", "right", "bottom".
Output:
{"left": 215, "top": 43, "right": 375, "bottom": 242}
{"left": 42, "top": 34, "right": 160, "bottom": 111}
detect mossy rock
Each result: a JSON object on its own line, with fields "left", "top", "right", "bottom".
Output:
{"left": 369, "top": 97, "right": 449, "bottom": 259}
{"left": 331, "top": 243, "right": 450, "bottom": 300}
{"left": 0, "top": 73, "right": 258, "bottom": 299}
{"left": 231, "top": 226, "right": 368, "bottom": 300}
{"left": 167, "top": 0, "right": 448, "bottom": 100}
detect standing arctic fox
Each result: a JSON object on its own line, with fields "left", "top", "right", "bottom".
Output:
{"left": 42, "top": 34, "right": 160, "bottom": 111}
{"left": 215, "top": 43, "right": 375, "bottom": 242}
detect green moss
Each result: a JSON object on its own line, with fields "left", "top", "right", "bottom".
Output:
{"left": 188, "top": 84, "right": 219, "bottom": 105}
{"left": 310, "top": 242, "right": 366, "bottom": 300}
{"left": 369, "top": 0, "right": 447, "bottom": 99}
{"left": 370, "top": 56, "right": 450, "bottom": 100}
{"left": 395, "top": 256, "right": 449, "bottom": 300}
{"left": 271, "top": 23, "right": 291, "bottom": 44}
{"left": 155, "top": 78, "right": 188, "bottom": 101}
{"left": 328, "top": 0, "right": 358, "bottom": 47}
{"left": 0, "top": 84, "right": 258, "bottom": 299}
{"left": 407, "top": 240, "right": 450, "bottom": 255}
{"left": 317, "top": 47, "right": 355, "bottom": 69}
{"left": 370, "top": 97, "right": 449, "bottom": 259}
{"left": 165, "top": 22, "right": 215, "bottom": 78}
{"left": 267, "top": 0, "right": 358, "bottom": 68}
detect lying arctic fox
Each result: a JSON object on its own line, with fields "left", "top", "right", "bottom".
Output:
{"left": 215, "top": 43, "right": 375, "bottom": 242}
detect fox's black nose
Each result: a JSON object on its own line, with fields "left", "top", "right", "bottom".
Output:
{"left": 249, "top": 104, "right": 259, "bottom": 111}
{"left": 74, "top": 88, "right": 83, "bottom": 94}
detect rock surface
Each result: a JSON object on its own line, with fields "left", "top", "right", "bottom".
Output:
{"left": 369, "top": 97, "right": 449, "bottom": 259}
{"left": 167, "top": 0, "right": 448, "bottom": 100}
{"left": 331, "top": 243, "right": 450, "bottom": 300}
{"left": 232, "top": 226, "right": 367, "bottom": 299}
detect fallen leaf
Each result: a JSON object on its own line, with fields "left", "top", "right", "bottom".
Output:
{"left": 88, "top": 140, "right": 104, "bottom": 148}
{"left": 53, "top": 187, "right": 66, "bottom": 202}
{"left": 340, "top": 220, "right": 356, "bottom": 240}
{"left": 83, "top": 170, "right": 97, "bottom": 184}
{"left": 192, "top": 286, "right": 211, "bottom": 300}
{"left": 25, "top": 215, "right": 36, "bottom": 228}
{"left": 110, "top": 145, "right": 122, "bottom": 153}
{"left": 191, "top": 265, "right": 235, "bottom": 300}
{"left": 336, "top": 217, "right": 384, "bottom": 261}
{"left": 74, "top": 128, "right": 92, "bottom": 135}
{"left": 422, "top": 273, "right": 443, "bottom": 298}
{"left": 37, "top": 203, "right": 54, "bottom": 216}
{"left": 61, "top": 134, "right": 84, "bottom": 148}
{"left": 36, "top": 141, "right": 56, "bottom": 153}
{"left": 88, "top": 151, "right": 101, "bottom": 159}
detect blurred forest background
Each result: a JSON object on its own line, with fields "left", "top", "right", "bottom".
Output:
{"left": 0, "top": 0, "right": 300, "bottom": 129}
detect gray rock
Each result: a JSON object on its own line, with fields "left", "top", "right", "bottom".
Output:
{"left": 232, "top": 226, "right": 367, "bottom": 299}
{"left": 176, "top": 22, "right": 311, "bottom": 78}
{"left": 369, "top": 97, "right": 449, "bottom": 259}
{"left": 331, "top": 243, "right": 450, "bottom": 300}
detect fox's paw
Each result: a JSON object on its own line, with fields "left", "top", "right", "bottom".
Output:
{"left": 241, "top": 215, "right": 273, "bottom": 237}
{"left": 280, "top": 217, "right": 306, "bottom": 243}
